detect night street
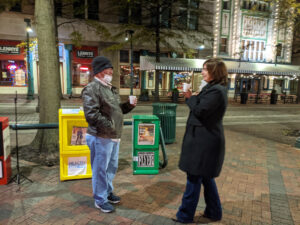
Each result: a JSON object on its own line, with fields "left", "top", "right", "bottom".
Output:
{"left": 1, "top": 99, "right": 300, "bottom": 224}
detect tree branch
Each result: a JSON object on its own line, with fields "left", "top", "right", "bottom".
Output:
{"left": 57, "top": 20, "right": 78, "bottom": 27}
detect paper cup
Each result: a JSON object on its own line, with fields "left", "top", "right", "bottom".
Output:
{"left": 183, "top": 83, "right": 191, "bottom": 92}
{"left": 129, "top": 95, "right": 136, "bottom": 104}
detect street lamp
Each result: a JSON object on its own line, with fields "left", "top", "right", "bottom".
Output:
{"left": 24, "top": 18, "right": 34, "bottom": 100}
{"left": 197, "top": 44, "right": 205, "bottom": 58}
{"left": 125, "top": 30, "right": 134, "bottom": 95}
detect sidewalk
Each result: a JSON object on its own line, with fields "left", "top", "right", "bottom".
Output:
{"left": 1, "top": 116, "right": 300, "bottom": 225}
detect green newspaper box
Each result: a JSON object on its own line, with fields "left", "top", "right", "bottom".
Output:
{"left": 132, "top": 115, "right": 160, "bottom": 175}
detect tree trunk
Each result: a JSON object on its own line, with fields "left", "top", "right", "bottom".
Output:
{"left": 154, "top": 0, "right": 160, "bottom": 102}
{"left": 29, "top": 0, "right": 61, "bottom": 165}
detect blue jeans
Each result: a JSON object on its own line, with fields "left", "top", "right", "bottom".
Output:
{"left": 176, "top": 173, "right": 222, "bottom": 223}
{"left": 86, "top": 134, "right": 120, "bottom": 206}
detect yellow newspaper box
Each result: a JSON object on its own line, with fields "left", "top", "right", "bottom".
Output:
{"left": 59, "top": 109, "right": 92, "bottom": 181}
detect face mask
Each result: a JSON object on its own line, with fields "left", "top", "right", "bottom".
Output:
{"left": 103, "top": 74, "right": 112, "bottom": 84}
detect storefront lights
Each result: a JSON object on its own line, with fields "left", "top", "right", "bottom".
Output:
{"left": 79, "top": 66, "right": 89, "bottom": 71}
{"left": 8, "top": 64, "right": 17, "bottom": 70}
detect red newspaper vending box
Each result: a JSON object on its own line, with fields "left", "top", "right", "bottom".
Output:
{"left": 0, "top": 117, "right": 11, "bottom": 185}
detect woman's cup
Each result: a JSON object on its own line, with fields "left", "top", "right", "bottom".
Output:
{"left": 183, "top": 83, "right": 191, "bottom": 92}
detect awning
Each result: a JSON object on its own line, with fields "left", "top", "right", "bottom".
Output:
{"left": 140, "top": 56, "right": 300, "bottom": 76}
{"left": 140, "top": 56, "right": 206, "bottom": 72}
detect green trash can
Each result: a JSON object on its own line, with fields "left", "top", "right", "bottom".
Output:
{"left": 152, "top": 103, "right": 177, "bottom": 144}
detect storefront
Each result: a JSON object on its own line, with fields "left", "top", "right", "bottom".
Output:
{"left": 71, "top": 46, "right": 98, "bottom": 95}
{"left": 140, "top": 56, "right": 205, "bottom": 96}
{"left": 119, "top": 50, "right": 141, "bottom": 95}
{"left": 140, "top": 56, "right": 300, "bottom": 98}
{"left": 0, "top": 40, "right": 27, "bottom": 94}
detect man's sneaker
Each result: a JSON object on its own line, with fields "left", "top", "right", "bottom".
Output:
{"left": 108, "top": 193, "right": 121, "bottom": 204}
{"left": 95, "top": 202, "right": 115, "bottom": 213}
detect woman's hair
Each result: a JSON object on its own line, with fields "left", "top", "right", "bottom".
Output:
{"left": 203, "top": 58, "right": 228, "bottom": 86}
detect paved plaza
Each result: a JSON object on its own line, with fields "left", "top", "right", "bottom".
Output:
{"left": 0, "top": 95, "right": 300, "bottom": 224}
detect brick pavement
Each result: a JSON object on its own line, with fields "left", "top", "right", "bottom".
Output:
{"left": 1, "top": 120, "right": 300, "bottom": 225}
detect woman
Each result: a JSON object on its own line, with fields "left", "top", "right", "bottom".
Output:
{"left": 175, "top": 58, "right": 228, "bottom": 223}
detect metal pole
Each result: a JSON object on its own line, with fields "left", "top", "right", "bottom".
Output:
{"left": 26, "top": 22, "right": 34, "bottom": 100}
{"left": 130, "top": 32, "right": 134, "bottom": 95}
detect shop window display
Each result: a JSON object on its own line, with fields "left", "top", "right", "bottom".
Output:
{"left": 174, "top": 71, "right": 193, "bottom": 92}
{"left": 72, "top": 64, "right": 92, "bottom": 87}
{"left": 0, "top": 60, "right": 26, "bottom": 86}
{"left": 120, "top": 65, "right": 140, "bottom": 88}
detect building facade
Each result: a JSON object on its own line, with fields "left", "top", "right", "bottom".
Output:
{"left": 0, "top": 0, "right": 214, "bottom": 97}
{"left": 0, "top": 0, "right": 299, "bottom": 100}
{"left": 213, "top": 0, "right": 299, "bottom": 99}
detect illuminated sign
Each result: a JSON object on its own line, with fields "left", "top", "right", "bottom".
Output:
{"left": 0, "top": 46, "right": 20, "bottom": 55}
{"left": 79, "top": 66, "right": 89, "bottom": 71}
{"left": 76, "top": 50, "right": 94, "bottom": 58}
{"left": 7, "top": 64, "right": 17, "bottom": 70}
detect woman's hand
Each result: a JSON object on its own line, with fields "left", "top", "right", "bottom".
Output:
{"left": 183, "top": 90, "right": 192, "bottom": 99}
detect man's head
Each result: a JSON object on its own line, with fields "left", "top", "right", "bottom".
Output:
{"left": 92, "top": 56, "right": 113, "bottom": 84}
{"left": 92, "top": 56, "right": 113, "bottom": 75}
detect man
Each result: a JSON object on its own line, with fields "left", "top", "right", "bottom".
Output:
{"left": 82, "top": 56, "right": 137, "bottom": 213}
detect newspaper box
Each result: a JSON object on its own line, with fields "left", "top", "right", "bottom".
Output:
{"left": 0, "top": 117, "right": 11, "bottom": 185}
{"left": 132, "top": 115, "right": 160, "bottom": 175}
{"left": 59, "top": 109, "right": 91, "bottom": 181}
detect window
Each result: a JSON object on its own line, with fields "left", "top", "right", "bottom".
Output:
{"left": 119, "top": 5, "right": 129, "bottom": 23}
{"left": 276, "top": 43, "right": 283, "bottom": 57}
{"left": 120, "top": 65, "right": 140, "bottom": 88}
{"left": 73, "top": 0, "right": 85, "bottom": 19}
{"left": 0, "top": 60, "right": 27, "bottom": 86}
{"left": 88, "top": 0, "right": 99, "bottom": 20}
{"left": 178, "top": 10, "right": 188, "bottom": 29}
{"left": 120, "top": 50, "right": 129, "bottom": 63}
{"left": 241, "top": 39, "right": 265, "bottom": 61}
{"left": 189, "top": 12, "right": 198, "bottom": 30}
{"left": 119, "top": 3, "right": 141, "bottom": 24}
{"left": 73, "top": 0, "right": 99, "bottom": 20}
{"left": 72, "top": 64, "right": 92, "bottom": 87}
{"left": 220, "top": 38, "right": 228, "bottom": 54}
{"left": 133, "top": 51, "right": 140, "bottom": 64}
{"left": 242, "top": 0, "right": 268, "bottom": 12}
{"left": 190, "top": 0, "right": 199, "bottom": 9}
{"left": 178, "top": 0, "right": 199, "bottom": 30}
{"left": 161, "top": 7, "right": 171, "bottom": 28}
{"left": 10, "top": 0, "right": 22, "bottom": 12}
{"left": 55, "top": 0, "right": 62, "bottom": 17}
{"left": 131, "top": 3, "right": 142, "bottom": 25}
{"left": 223, "top": 0, "right": 231, "bottom": 10}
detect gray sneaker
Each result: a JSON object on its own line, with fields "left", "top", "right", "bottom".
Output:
{"left": 95, "top": 202, "right": 115, "bottom": 213}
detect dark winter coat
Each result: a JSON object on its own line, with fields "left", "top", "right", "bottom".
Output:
{"left": 82, "top": 78, "right": 134, "bottom": 139}
{"left": 179, "top": 83, "right": 228, "bottom": 178}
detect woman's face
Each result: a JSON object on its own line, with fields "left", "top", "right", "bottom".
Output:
{"left": 202, "top": 64, "right": 213, "bottom": 82}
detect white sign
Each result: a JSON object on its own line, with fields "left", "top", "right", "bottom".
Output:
{"left": 3, "top": 127, "right": 10, "bottom": 159}
{"left": 0, "top": 160, "right": 3, "bottom": 179}
{"left": 15, "top": 69, "right": 26, "bottom": 86}
{"left": 242, "top": 15, "right": 267, "bottom": 38}
{"left": 68, "top": 156, "right": 87, "bottom": 176}
{"left": 138, "top": 152, "right": 154, "bottom": 167}
{"left": 62, "top": 109, "right": 80, "bottom": 114}
{"left": 80, "top": 72, "right": 89, "bottom": 86}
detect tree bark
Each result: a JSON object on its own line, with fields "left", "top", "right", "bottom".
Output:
{"left": 29, "top": 0, "right": 61, "bottom": 165}
{"left": 154, "top": 0, "right": 160, "bottom": 102}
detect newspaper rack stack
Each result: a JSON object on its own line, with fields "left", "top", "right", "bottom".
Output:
{"left": 59, "top": 109, "right": 92, "bottom": 181}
